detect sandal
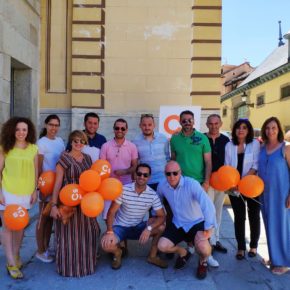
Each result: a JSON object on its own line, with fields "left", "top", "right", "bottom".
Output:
{"left": 15, "top": 255, "right": 23, "bottom": 269}
{"left": 6, "top": 264, "right": 24, "bottom": 279}
{"left": 235, "top": 250, "right": 245, "bottom": 260}
{"left": 271, "top": 267, "right": 289, "bottom": 275}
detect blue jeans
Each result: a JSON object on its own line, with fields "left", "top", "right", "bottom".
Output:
{"left": 113, "top": 221, "right": 147, "bottom": 242}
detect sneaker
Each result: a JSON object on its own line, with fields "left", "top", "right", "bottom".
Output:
{"left": 174, "top": 250, "right": 191, "bottom": 269}
{"left": 111, "top": 248, "right": 122, "bottom": 270}
{"left": 196, "top": 261, "right": 208, "bottom": 280}
{"left": 213, "top": 241, "right": 228, "bottom": 253}
{"left": 35, "top": 250, "right": 54, "bottom": 263}
{"left": 207, "top": 255, "right": 219, "bottom": 268}
{"left": 147, "top": 256, "right": 168, "bottom": 269}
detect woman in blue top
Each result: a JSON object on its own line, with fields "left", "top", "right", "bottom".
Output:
{"left": 258, "top": 117, "right": 290, "bottom": 275}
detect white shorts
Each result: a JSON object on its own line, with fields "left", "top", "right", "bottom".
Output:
{"left": 0, "top": 188, "right": 31, "bottom": 210}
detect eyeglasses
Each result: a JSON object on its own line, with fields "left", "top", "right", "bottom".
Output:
{"left": 47, "top": 123, "right": 60, "bottom": 127}
{"left": 165, "top": 171, "right": 180, "bottom": 177}
{"left": 181, "top": 118, "right": 193, "bottom": 124}
{"left": 72, "top": 139, "right": 86, "bottom": 145}
{"left": 136, "top": 172, "right": 150, "bottom": 178}
{"left": 114, "top": 126, "right": 126, "bottom": 131}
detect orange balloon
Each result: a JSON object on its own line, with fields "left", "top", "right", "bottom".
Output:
{"left": 238, "top": 175, "right": 264, "bottom": 198}
{"left": 3, "top": 204, "right": 29, "bottom": 231}
{"left": 98, "top": 178, "right": 123, "bottom": 200}
{"left": 79, "top": 170, "right": 101, "bottom": 192}
{"left": 209, "top": 172, "right": 229, "bottom": 191}
{"left": 81, "top": 192, "right": 104, "bottom": 217}
{"left": 38, "top": 170, "right": 56, "bottom": 197}
{"left": 217, "top": 165, "right": 240, "bottom": 191}
{"left": 91, "top": 160, "right": 111, "bottom": 180}
{"left": 59, "top": 184, "right": 85, "bottom": 206}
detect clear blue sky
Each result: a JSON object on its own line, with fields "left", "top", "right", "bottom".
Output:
{"left": 222, "top": 0, "right": 290, "bottom": 67}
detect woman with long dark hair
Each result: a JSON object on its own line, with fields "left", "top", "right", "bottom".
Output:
{"left": 35, "top": 114, "right": 65, "bottom": 263}
{"left": 0, "top": 117, "right": 38, "bottom": 279}
{"left": 225, "top": 119, "right": 260, "bottom": 260}
{"left": 258, "top": 117, "right": 290, "bottom": 275}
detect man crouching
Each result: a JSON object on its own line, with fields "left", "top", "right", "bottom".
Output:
{"left": 157, "top": 161, "right": 216, "bottom": 279}
{"left": 101, "top": 163, "right": 167, "bottom": 270}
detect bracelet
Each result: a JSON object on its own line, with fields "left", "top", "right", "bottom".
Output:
{"left": 106, "top": 231, "right": 114, "bottom": 234}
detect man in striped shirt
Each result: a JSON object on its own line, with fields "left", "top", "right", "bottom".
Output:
{"left": 101, "top": 163, "right": 167, "bottom": 270}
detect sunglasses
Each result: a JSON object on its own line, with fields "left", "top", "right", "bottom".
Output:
{"left": 165, "top": 171, "right": 180, "bottom": 177}
{"left": 72, "top": 139, "right": 86, "bottom": 144}
{"left": 136, "top": 172, "right": 150, "bottom": 178}
{"left": 114, "top": 126, "right": 126, "bottom": 131}
{"left": 181, "top": 118, "right": 193, "bottom": 124}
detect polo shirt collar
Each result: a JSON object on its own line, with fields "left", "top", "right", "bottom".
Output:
{"left": 180, "top": 128, "right": 196, "bottom": 138}
{"left": 113, "top": 138, "right": 128, "bottom": 146}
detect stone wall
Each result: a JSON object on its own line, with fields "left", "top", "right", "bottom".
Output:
{"left": 0, "top": 0, "right": 41, "bottom": 125}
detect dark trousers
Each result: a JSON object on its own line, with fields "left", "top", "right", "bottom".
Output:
{"left": 229, "top": 195, "right": 260, "bottom": 250}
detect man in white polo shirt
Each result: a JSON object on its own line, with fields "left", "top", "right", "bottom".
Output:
{"left": 101, "top": 163, "right": 167, "bottom": 270}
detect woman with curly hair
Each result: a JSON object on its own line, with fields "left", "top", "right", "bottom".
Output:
{"left": 0, "top": 117, "right": 38, "bottom": 279}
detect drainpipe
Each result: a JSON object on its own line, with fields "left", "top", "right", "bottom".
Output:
{"left": 283, "top": 30, "right": 290, "bottom": 62}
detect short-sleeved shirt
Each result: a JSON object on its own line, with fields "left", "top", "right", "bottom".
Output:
{"left": 170, "top": 130, "right": 211, "bottom": 182}
{"left": 205, "top": 133, "right": 229, "bottom": 172}
{"left": 114, "top": 183, "right": 162, "bottom": 227}
{"left": 2, "top": 144, "right": 38, "bottom": 196}
{"left": 132, "top": 132, "right": 170, "bottom": 184}
{"left": 37, "top": 136, "right": 65, "bottom": 172}
{"left": 100, "top": 139, "right": 138, "bottom": 185}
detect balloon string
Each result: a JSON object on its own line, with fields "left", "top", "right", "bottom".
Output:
{"left": 239, "top": 193, "right": 263, "bottom": 206}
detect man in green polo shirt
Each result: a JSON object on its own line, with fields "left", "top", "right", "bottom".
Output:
{"left": 170, "top": 110, "right": 212, "bottom": 191}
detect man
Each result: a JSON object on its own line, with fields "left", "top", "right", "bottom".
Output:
{"left": 205, "top": 114, "right": 230, "bottom": 256}
{"left": 170, "top": 110, "right": 212, "bottom": 191}
{"left": 101, "top": 163, "right": 167, "bottom": 270}
{"left": 157, "top": 161, "right": 216, "bottom": 279}
{"left": 66, "top": 112, "right": 106, "bottom": 152}
{"left": 132, "top": 114, "right": 170, "bottom": 191}
{"left": 100, "top": 118, "right": 138, "bottom": 219}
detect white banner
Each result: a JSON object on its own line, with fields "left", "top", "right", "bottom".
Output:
{"left": 159, "top": 106, "right": 201, "bottom": 138}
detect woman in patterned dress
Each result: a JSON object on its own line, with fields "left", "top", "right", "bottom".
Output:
{"left": 50, "top": 130, "right": 99, "bottom": 277}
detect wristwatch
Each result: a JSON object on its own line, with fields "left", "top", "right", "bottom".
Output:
{"left": 147, "top": 225, "right": 153, "bottom": 231}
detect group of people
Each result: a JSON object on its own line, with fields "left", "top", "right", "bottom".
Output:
{"left": 0, "top": 110, "right": 289, "bottom": 280}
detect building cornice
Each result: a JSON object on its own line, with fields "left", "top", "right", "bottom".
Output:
{"left": 220, "top": 61, "right": 290, "bottom": 102}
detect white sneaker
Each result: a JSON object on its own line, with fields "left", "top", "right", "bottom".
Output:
{"left": 207, "top": 255, "right": 219, "bottom": 268}
{"left": 35, "top": 250, "right": 54, "bottom": 263}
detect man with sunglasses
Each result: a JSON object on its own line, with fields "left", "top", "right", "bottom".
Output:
{"left": 101, "top": 163, "right": 167, "bottom": 270}
{"left": 157, "top": 161, "right": 216, "bottom": 279}
{"left": 133, "top": 114, "right": 170, "bottom": 191}
{"left": 100, "top": 118, "right": 138, "bottom": 219}
{"left": 170, "top": 110, "right": 212, "bottom": 191}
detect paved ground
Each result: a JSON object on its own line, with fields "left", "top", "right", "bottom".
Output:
{"left": 0, "top": 205, "right": 289, "bottom": 290}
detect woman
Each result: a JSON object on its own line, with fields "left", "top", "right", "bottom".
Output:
{"left": 258, "top": 117, "right": 290, "bottom": 275}
{"left": 36, "top": 115, "right": 65, "bottom": 263}
{"left": 0, "top": 117, "right": 38, "bottom": 279}
{"left": 225, "top": 119, "right": 260, "bottom": 259}
{"left": 50, "top": 130, "right": 99, "bottom": 277}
